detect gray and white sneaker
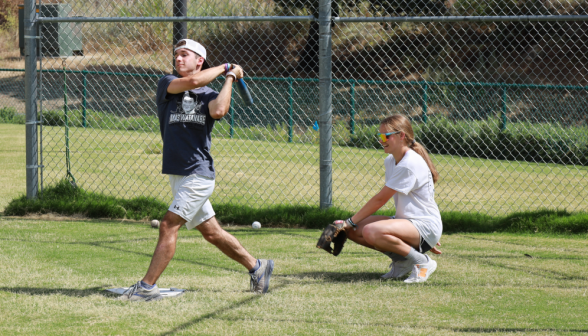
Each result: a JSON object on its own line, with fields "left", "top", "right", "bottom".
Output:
{"left": 382, "top": 251, "right": 406, "bottom": 263}
{"left": 250, "top": 259, "right": 274, "bottom": 294}
{"left": 404, "top": 255, "right": 437, "bottom": 283}
{"left": 381, "top": 259, "right": 414, "bottom": 279}
{"left": 117, "top": 281, "right": 163, "bottom": 301}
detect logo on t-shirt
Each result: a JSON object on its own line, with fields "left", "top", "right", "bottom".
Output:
{"left": 169, "top": 91, "right": 205, "bottom": 125}
{"left": 182, "top": 92, "right": 196, "bottom": 114}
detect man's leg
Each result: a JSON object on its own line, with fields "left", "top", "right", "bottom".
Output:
{"left": 197, "top": 216, "right": 256, "bottom": 270}
{"left": 197, "top": 216, "right": 274, "bottom": 294}
{"left": 142, "top": 211, "right": 187, "bottom": 285}
{"left": 118, "top": 211, "right": 185, "bottom": 301}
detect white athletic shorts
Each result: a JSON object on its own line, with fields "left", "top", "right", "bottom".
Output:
{"left": 168, "top": 174, "right": 216, "bottom": 230}
{"left": 390, "top": 216, "right": 439, "bottom": 253}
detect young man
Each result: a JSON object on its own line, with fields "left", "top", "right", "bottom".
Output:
{"left": 119, "top": 39, "right": 274, "bottom": 301}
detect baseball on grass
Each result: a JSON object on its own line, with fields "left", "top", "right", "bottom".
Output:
{"left": 151, "top": 219, "right": 160, "bottom": 228}
{"left": 252, "top": 221, "right": 261, "bottom": 229}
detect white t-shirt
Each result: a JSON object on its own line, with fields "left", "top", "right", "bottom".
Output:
{"left": 384, "top": 149, "right": 442, "bottom": 246}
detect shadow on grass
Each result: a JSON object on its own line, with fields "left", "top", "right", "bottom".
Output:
{"left": 441, "top": 251, "right": 586, "bottom": 261}
{"left": 458, "top": 254, "right": 588, "bottom": 282}
{"left": 331, "top": 251, "right": 382, "bottom": 256}
{"left": 93, "top": 243, "right": 243, "bottom": 273}
{"left": 451, "top": 327, "right": 588, "bottom": 333}
{"left": 460, "top": 235, "right": 588, "bottom": 254}
{"left": 471, "top": 254, "right": 586, "bottom": 260}
{"left": 0, "top": 286, "right": 108, "bottom": 297}
{"left": 280, "top": 262, "right": 588, "bottom": 287}
{"left": 0, "top": 237, "right": 244, "bottom": 274}
{"left": 226, "top": 228, "right": 319, "bottom": 240}
{"left": 159, "top": 281, "right": 290, "bottom": 336}
{"left": 281, "top": 271, "right": 384, "bottom": 282}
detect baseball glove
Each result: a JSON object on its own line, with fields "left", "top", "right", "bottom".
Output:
{"left": 316, "top": 220, "right": 348, "bottom": 256}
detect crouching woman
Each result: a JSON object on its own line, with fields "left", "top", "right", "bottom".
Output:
{"left": 343, "top": 114, "right": 442, "bottom": 283}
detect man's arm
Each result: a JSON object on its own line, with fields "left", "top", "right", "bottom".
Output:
{"left": 208, "top": 65, "right": 244, "bottom": 120}
{"left": 167, "top": 65, "right": 226, "bottom": 94}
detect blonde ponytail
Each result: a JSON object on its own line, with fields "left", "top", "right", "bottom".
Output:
{"left": 381, "top": 115, "right": 440, "bottom": 184}
{"left": 410, "top": 141, "right": 439, "bottom": 184}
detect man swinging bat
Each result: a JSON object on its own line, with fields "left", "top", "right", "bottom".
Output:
{"left": 118, "top": 39, "right": 274, "bottom": 301}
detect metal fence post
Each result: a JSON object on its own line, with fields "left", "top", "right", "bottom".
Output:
{"left": 319, "top": 0, "right": 333, "bottom": 209}
{"left": 24, "top": 0, "right": 38, "bottom": 199}
{"left": 172, "top": 0, "right": 187, "bottom": 75}
{"left": 288, "top": 78, "right": 293, "bottom": 143}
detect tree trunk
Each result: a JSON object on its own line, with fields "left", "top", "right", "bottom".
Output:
{"left": 296, "top": 20, "right": 320, "bottom": 76}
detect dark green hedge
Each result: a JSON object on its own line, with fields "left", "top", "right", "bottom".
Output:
{"left": 42, "top": 109, "right": 159, "bottom": 132}
{"left": 0, "top": 107, "right": 25, "bottom": 124}
{"left": 346, "top": 118, "right": 588, "bottom": 166}
{"left": 5, "top": 180, "right": 588, "bottom": 234}
{"left": 4, "top": 180, "right": 166, "bottom": 221}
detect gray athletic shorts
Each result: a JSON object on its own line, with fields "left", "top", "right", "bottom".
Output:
{"left": 390, "top": 216, "right": 434, "bottom": 253}
{"left": 168, "top": 174, "right": 216, "bottom": 230}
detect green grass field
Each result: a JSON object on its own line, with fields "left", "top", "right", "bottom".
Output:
{"left": 0, "top": 124, "right": 25, "bottom": 210}
{"left": 2, "top": 124, "right": 587, "bottom": 334}
{"left": 0, "top": 217, "right": 587, "bottom": 335}
{"left": 2, "top": 123, "right": 586, "bottom": 215}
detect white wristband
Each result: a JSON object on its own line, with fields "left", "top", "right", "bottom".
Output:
{"left": 226, "top": 71, "right": 237, "bottom": 81}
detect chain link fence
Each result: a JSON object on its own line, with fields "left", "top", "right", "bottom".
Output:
{"left": 0, "top": 69, "right": 26, "bottom": 120}
{"left": 4, "top": 0, "right": 587, "bottom": 215}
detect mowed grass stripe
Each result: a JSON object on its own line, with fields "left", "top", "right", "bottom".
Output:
{"left": 0, "top": 218, "right": 587, "bottom": 335}
{"left": 3, "top": 123, "right": 585, "bottom": 215}
{"left": 0, "top": 124, "right": 26, "bottom": 211}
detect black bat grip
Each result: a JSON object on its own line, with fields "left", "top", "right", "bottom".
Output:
{"left": 236, "top": 78, "right": 254, "bottom": 106}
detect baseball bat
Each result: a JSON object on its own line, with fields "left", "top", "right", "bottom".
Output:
{"left": 235, "top": 78, "right": 254, "bottom": 106}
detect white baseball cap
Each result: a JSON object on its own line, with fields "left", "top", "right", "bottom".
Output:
{"left": 174, "top": 39, "right": 210, "bottom": 69}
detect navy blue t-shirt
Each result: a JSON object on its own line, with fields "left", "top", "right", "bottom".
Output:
{"left": 156, "top": 74, "right": 219, "bottom": 178}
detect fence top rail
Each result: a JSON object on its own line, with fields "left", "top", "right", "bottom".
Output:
{"left": 2, "top": 68, "right": 587, "bottom": 91}
{"left": 34, "top": 15, "right": 588, "bottom": 23}
{"left": 334, "top": 15, "right": 588, "bottom": 23}
{"left": 252, "top": 77, "right": 588, "bottom": 91}
{"left": 36, "top": 15, "right": 315, "bottom": 23}
{"left": 37, "top": 69, "right": 163, "bottom": 78}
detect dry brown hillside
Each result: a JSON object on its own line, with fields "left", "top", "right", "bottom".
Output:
{"left": 0, "top": 0, "right": 19, "bottom": 26}
{"left": 1, "top": 1, "right": 587, "bottom": 88}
